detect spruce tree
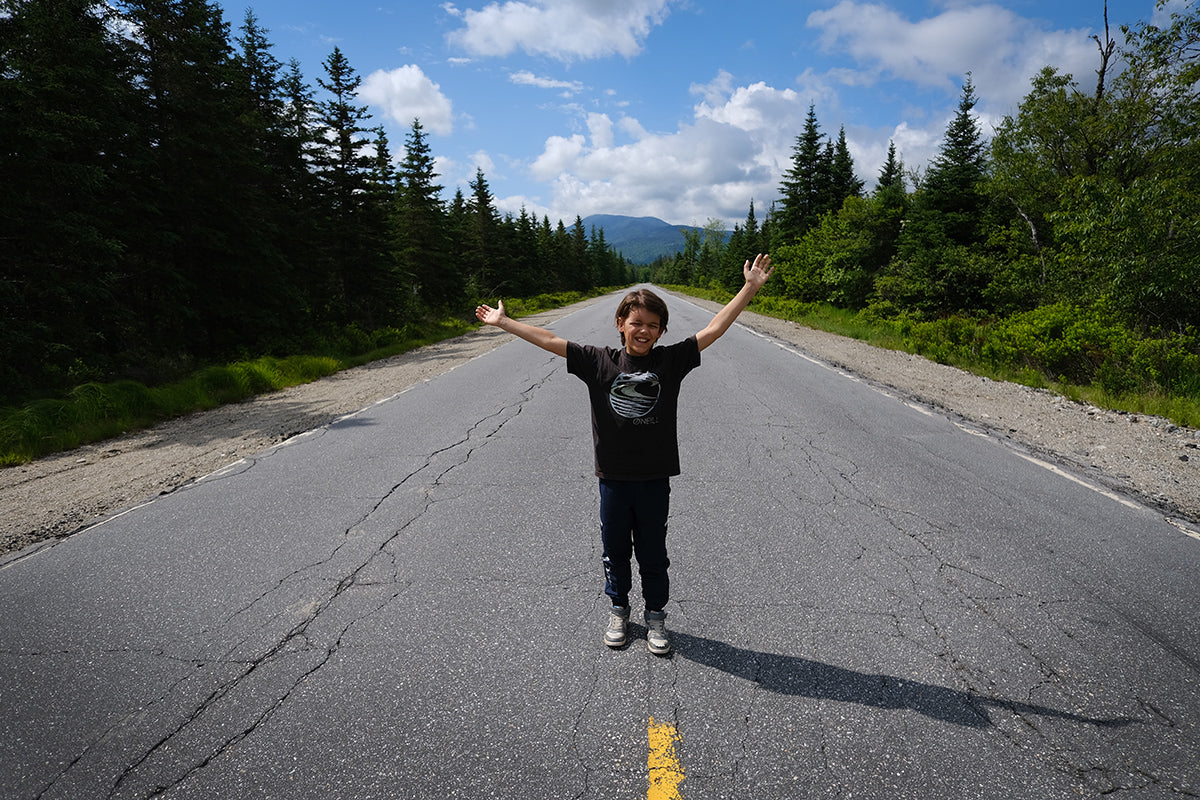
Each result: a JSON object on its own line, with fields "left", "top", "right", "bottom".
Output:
{"left": 568, "top": 217, "right": 592, "bottom": 291}
{"left": 122, "top": 0, "right": 272, "bottom": 359}
{"left": 0, "top": 0, "right": 138, "bottom": 398}
{"left": 462, "top": 168, "right": 502, "bottom": 295}
{"left": 920, "top": 75, "right": 988, "bottom": 246}
{"left": 395, "top": 119, "right": 456, "bottom": 308}
{"left": 314, "top": 46, "right": 383, "bottom": 325}
{"left": 777, "top": 105, "right": 827, "bottom": 244}
{"left": 831, "top": 127, "right": 864, "bottom": 204}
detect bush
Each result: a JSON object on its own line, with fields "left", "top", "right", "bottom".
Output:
{"left": 905, "top": 316, "right": 982, "bottom": 365}
{"left": 981, "top": 303, "right": 1131, "bottom": 384}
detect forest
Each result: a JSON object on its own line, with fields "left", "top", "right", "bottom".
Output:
{"left": 647, "top": 3, "right": 1199, "bottom": 414}
{"left": 1, "top": 0, "right": 1198, "bottom": 441}
{"left": 0, "top": 0, "right": 639, "bottom": 408}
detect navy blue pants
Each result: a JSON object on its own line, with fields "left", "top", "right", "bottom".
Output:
{"left": 598, "top": 478, "right": 671, "bottom": 612}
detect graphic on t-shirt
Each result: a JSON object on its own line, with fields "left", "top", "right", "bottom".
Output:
{"left": 609, "top": 371, "right": 660, "bottom": 418}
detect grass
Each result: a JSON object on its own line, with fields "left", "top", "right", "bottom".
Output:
{"left": 0, "top": 287, "right": 622, "bottom": 467}
{"left": 8, "top": 281, "right": 1193, "bottom": 467}
{"left": 0, "top": 319, "right": 475, "bottom": 467}
{"left": 667, "top": 284, "right": 1200, "bottom": 430}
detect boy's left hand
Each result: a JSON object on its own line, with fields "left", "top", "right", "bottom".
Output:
{"left": 744, "top": 253, "right": 773, "bottom": 288}
{"left": 476, "top": 300, "right": 507, "bottom": 326}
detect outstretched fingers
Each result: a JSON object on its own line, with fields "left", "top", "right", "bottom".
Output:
{"left": 744, "top": 253, "right": 773, "bottom": 284}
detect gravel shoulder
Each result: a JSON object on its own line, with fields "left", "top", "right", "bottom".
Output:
{"left": 3, "top": 292, "right": 1198, "bottom": 559}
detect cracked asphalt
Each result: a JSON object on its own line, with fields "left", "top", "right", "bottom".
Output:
{"left": 1, "top": 290, "right": 1198, "bottom": 799}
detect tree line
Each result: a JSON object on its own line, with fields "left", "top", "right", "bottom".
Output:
{"left": 0, "top": 0, "right": 637, "bottom": 405}
{"left": 649, "top": 3, "right": 1198, "bottom": 398}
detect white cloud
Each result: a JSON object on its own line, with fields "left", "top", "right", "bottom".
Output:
{"left": 806, "top": 1, "right": 1097, "bottom": 114}
{"left": 494, "top": 2, "right": 1124, "bottom": 227}
{"left": 516, "top": 75, "right": 811, "bottom": 227}
{"left": 446, "top": 0, "right": 674, "bottom": 61}
{"left": 509, "top": 70, "right": 585, "bottom": 95}
{"left": 586, "top": 113, "right": 614, "bottom": 149}
{"left": 358, "top": 65, "right": 455, "bottom": 135}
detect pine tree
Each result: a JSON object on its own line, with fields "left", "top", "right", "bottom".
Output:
{"left": 920, "top": 75, "right": 988, "bottom": 246}
{"left": 568, "top": 216, "right": 592, "bottom": 291}
{"left": 277, "top": 57, "right": 326, "bottom": 320}
{"left": 314, "top": 46, "right": 384, "bottom": 325}
{"left": 0, "top": 0, "right": 138, "bottom": 399}
{"left": 229, "top": 9, "right": 303, "bottom": 339}
{"left": 887, "top": 76, "right": 992, "bottom": 316}
{"left": 395, "top": 119, "right": 456, "bottom": 308}
{"left": 778, "top": 105, "right": 853, "bottom": 246}
{"left": 462, "top": 168, "right": 502, "bottom": 294}
{"left": 876, "top": 142, "right": 905, "bottom": 199}
{"left": 511, "top": 208, "right": 541, "bottom": 295}
{"left": 777, "top": 105, "right": 827, "bottom": 244}
{"left": 831, "top": 127, "right": 864, "bottom": 204}
{"left": 122, "top": 0, "right": 274, "bottom": 359}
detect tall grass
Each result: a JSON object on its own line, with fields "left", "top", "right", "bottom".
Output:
{"left": 0, "top": 320, "right": 474, "bottom": 467}
{"left": 669, "top": 285, "right": 1200, "bottom": 430}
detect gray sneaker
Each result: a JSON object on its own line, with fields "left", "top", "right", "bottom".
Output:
{"left": 604, "top": 605, "right": 630, "bottom": 648}
{"left": 645, "top": 610, "right": 670, "bottom": 655}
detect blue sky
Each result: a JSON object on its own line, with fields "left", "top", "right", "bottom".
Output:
{"left": 214, "top": 0, "right": 1186, "bottom": 228}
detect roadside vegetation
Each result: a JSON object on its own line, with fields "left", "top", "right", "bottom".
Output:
{"left": 647, "top": 5, "right": 1199, "bottom": 433}
{"left": 0, "top": 291, "right": 605, "bottom": 466}
{"left": 671, "top": 284, "right": 1200, "bottom": 430}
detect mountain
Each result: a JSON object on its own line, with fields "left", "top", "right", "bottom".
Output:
{"left": 582, "top": 214, "right": 728, "bottom": 264}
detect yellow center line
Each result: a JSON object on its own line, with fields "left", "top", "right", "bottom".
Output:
{"left": 648, "top": 717, "right": 684, "bottom": 799}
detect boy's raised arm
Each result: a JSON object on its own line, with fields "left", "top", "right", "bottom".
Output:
{"left": 475, "top": 300, "right": 569, "bottom": 358}
{"left": 695, "top": 253, "right": 773, "bottom": 352}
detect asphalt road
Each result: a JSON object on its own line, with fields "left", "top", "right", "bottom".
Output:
{"left": 2, "top": 288, "right": 1198, "bottom": 800}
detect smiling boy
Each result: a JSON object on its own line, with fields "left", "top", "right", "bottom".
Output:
{"left": 475, "top": 254, "right": 773, "bottom": 654}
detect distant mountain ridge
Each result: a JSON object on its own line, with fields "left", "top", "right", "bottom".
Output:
{"left": 581, "top": 214, "right": 728, "bottom": 264}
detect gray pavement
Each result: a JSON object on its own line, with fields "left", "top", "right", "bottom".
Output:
{"left": 2, "top": 288, "right": 1198, "bottom": 799}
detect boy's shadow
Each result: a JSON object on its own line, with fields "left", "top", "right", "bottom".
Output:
{"left": 669, "top": 631, "right": 1136, "bottom": 730}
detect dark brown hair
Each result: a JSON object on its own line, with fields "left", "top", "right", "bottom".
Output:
{"left": 614, "top": 288, "right": 669, "bottom": 345}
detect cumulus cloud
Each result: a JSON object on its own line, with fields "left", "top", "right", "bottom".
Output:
{"left": 445, "top": 0, "right": 673, "bottom": 61}
{"left": 493, "top": 2, "right": 1118, "bottom": 227}
{"left": 358, "top": 64, "right": 454, "bottom": 135}
{"left": 806, "top": 1, "right": 1097, "bottom": 113}
{"left": 520, "top": 76, "right": 812, "bottom": 227}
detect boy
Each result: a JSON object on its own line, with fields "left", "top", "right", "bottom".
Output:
{"left": 475, "top": 254, "right": 773, "bottom": 655}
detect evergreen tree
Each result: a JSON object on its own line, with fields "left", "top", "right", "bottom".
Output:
{"left": 277, "top": 57, "right": 326, "bottom": 320}
{"left": 510, "top": 208, "right": 541, "bottom": 295}
{"left": 462, "top": 168, "right": 503, "bottom": 294}
{"left": 919, "top": 75, "right": 989, "bottom": 247}
{"left": 777, "top": 105, "right": 828, "bottom": 244}
{"left": 0, "top": 0, "right": 138, "bottom": 398}
{"left": 314, "top": 46, "right": 384, "bottom": 325}
{"left": 395, "top": 119, "right": 456, "bottom": 308}
{"left": 229, "top": 10, "right": 303, "bottom": 340}
{"left": 122, "top": 0, "right": 275, "bottom": 359}
{"left": 567, "top": 216, "right": 592, "bottom": 291}
{"left": 876, "top": 141, "right": 906, "bottom": 204}
{"left": 536, "top": 215, "right": 562, "bottom": 290}
{"left": 884, "top": 76, "right": 992, "bottom": 316}
{"left": 831, "top": 127, "right": 864, "bottom": 203}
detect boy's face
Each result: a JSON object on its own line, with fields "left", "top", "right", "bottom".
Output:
{"left": 617, "top": 307, "right": 665, "bottom": 357}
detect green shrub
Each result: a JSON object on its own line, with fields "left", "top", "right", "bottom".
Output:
{"left": 981, "top": 303, "right": 1132, "bottom": 384}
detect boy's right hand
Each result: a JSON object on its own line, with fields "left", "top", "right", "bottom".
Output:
{"left": 475, "top": 300, "right": 506, "bottom": 326}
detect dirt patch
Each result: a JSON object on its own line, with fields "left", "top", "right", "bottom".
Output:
{"left": 3, "top": 294, "right": 1198, "bottom": 558}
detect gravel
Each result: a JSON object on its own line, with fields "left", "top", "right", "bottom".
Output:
{"left": 3, "top": 294, "right": 1198, "bottom": 558}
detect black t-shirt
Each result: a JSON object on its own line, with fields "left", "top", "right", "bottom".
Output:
{"left": 566, "top": 337, "right": 701, "bottom": 480}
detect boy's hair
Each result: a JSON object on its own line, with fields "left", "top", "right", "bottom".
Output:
{"left": 614, "top": 288, "right": 669, "bottom": 345}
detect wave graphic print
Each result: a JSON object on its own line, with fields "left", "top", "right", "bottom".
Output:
{"left": 609, "top": 371, "right": 661, "bottom": 418}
